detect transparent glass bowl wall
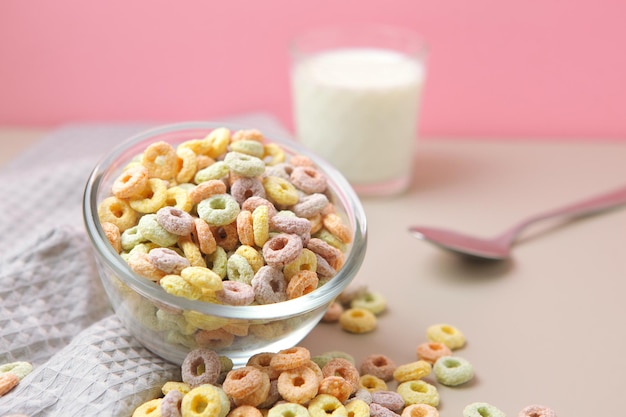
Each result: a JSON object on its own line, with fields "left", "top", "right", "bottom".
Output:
{"left": 83, "top": 122, "right": 367, "bottom": 365}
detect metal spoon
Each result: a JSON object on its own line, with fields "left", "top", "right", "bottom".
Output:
{"left": 408, "top": 184, "right": 626, "bottom": 260}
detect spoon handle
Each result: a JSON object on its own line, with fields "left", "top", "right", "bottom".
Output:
{"left": 498, "top": 184, "right": 626, "bottom": 244}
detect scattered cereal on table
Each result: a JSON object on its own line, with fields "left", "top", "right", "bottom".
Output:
{"left": 462, "top": 402, "right": 506, "bottom": 417}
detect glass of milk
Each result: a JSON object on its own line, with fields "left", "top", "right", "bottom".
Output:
{"left": 290, "top": 25, "right": 427, "bottom": 196}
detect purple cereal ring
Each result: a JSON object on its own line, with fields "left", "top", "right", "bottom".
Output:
{"left": 292, "top": 193, "right": 329, "bottom": 218}
{"left": 371, "top": 390, "right": 405, "bottom": 413}
{"left": 148, "top": 247, "right": 191, "bottom": 274}
{"left": 290, "top": 166, "right": 327, "bottom": 194}
{"left": 270, "top": 215, "right": 312, "bottom": 236}
{"left": 370, "top": 403, "right": 400, "bottom": 417}
{"left": 216, "top": 280, "right": 255, "bottom": 306}
{"left": 264, "top": 163, "right": 294, "bottom": 180}
{"left": 314, "top": 253, "right": 336, "bottom": 278}
{"left": 161, "top": 389, "right": 183, "bottom": 417}
{"left": 251, "top": 265, "right": 288, "bottom": 304}
{"left": 241, "top": 196, "right": 278, "bottom": 218}
{"left": 181, "top": 348, "right": 221, "bottom": 388}
{"left": 262, "top": 233, "right": 303, "bottom": 268}
{"left": 231, "top": 177, "right": 267, "bottom": 206}
{"left": 156, "top": 206, "right": 195, "bottom": 236}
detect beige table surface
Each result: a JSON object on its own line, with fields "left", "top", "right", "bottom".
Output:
{"left": 2, "top": 127, "right": 626, "bottom": 416}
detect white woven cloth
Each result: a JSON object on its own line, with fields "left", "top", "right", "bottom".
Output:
{"left": 0, "top": 115, "right": 292, "bottom": 416}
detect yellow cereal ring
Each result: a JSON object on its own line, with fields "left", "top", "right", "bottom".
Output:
{"left": 396, "top": 380, "right": 439, "bottom": 407}
{"left": 179, "top": 137, "right": 213, "bottom": 156}
{"left": 0, "top": 361, "right": 33, "bottom": 380}
{"left": 339, "top": 308, "right": 377, "bottom": 334}
{"left": 308, "top": 394, "right": 348, "bottom": 417}
{"left": 176, "top": 146, "right": 199, "bottom": 184}
{"left": 345, "top": 399, "right": 370, "bottom": 417}
{"left": 181, "top": 266, "right": 223, "bottom": 292}
{"left": 179, "top": 236, "right": 207, "bottom": 267}
{"left": 252, "top": 205, "right": 270, "bottom": 247}
{"left": 183, "top": 310, "right": 230, "bottom": 331}
{"left": 263, "top": 143, "right": 286, "bottom": 166}
{"left": 112, "top": 165, "right": 149, "bottom": 199}
{"left": 182, "top": 384, "right": 231, "bottom": 417}
{"left": 129, "top": 178, "right": 168, "bottom": 214}
{"left": 141, "top": 140, "right": 178, "bottom": 180}
{"left": 206, "top": 127, "right": 231, "bottom": 159}
{"left": 268, "top": 403, "right": 309, "bottom": 417}
{"left": 160, "top": 274, "right": 202, "bottom": 300}
{"left": 426, "top": 323, "right": 466, "bottom": 350}
{"left": 359, "top": 374, "right": 387, "bottom": 392}
{"left": 262, "top": 176, "right": 299, "bottom": 206}
{"left": 97, "top": 196, "right": 138, "bottom": 232}
{"left": 162, "top": 380, "right": 192, "bottom": 396}
{"left": 132, "top": 398, "right": 162, "bottom": 417}
{"left": 235, "top": 245, "right": 264, "bottom": 273}
{"left": 121, "top": 225, "right": 147, "bottom": 251}
{"left": 283, "top": 248, "right": 318, "bottom": 281}
{"left": 393, "top": 360, "right": 432, "bottom": 383}
{"left": 165, "top": 186, "right": 193, "bottom": 212}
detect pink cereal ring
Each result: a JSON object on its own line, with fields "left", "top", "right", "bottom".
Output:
{"left": 181, "top": 348, "right": 221, "bottom": 388}
{"left": 148, "top": 247, "right": 191, "bottom": 274}
{"left": 314, "top": 253, "right": 336, "bottom": 278}
{"left": 223, "top": 366, "right": 269, "bottom": 400}
{"left": 211, "top": 222, "right": 240, "bottom": 251}
{"left": 518, "top": 405, "right": 557, "bottom": 417}
{"left": 292, "top": 193, "right": 329, "bottom": 218}
{"left": 290, "top": 166, "right": 327, "bottom": 194}
{"left": 112, "top": 165, "right": 149, "bottom": 199}
{"left": 242, "top": 196, "right": 278, "bottom": 218}
{"left": 360, "top": 354, "right": 397, "bottom": 382}
{"left": 262, "top": 233, "right": 303, "bottom": 268}
{"left": 157, "top": 206, "right": 195, "bottom": 236}
{"left": 290, "top": 154, "right": 315, "bottom": 167}
{"left": 231, "top": 177, "right": 267, "bottom": 205}
{"left": 216, "top": 280, "right": 255, "bottom": 306}
{"left": 251, "top": 265, "right": 288, "bottom": 304}
{"left": 307, "top": 238, "right": 344, "bottom": 270}
{"left": 322, "top": 358, "right": 360, "bottom": 393}
{"left": 416, "top": 342, "right": 452, "bottom": 365}
{"left": 270, "top": 215, "right": 312, "bottom": 237}
{"left": 161, "top": 389, "right": 183, "bottom": 417}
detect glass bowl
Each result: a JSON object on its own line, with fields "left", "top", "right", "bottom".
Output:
{"left": 83, "top": 121, "right": 367, "bottom": 366}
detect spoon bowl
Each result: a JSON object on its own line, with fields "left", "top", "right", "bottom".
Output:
{"left": 409, "top": 184, "right": 626, "bottom": 260}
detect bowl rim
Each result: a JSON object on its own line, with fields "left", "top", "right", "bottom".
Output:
{"left": 83, "top": 121, "right": 367, "bottom": 320}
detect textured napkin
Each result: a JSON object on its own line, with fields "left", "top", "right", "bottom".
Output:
{"left": 0, "top": 115, "right": 292, "bottom": 417}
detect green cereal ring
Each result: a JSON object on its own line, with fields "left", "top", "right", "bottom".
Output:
{"left": 462, "top": 402, "right": 506, "bottom": 417}
{"left": 433, "top": 356, "right": 474, "bottom": 386}
{"left": 268, "top": 402, "right": 310, "bottom": 417}
{"left": 121, "top": 225, "right": 147, "bottom": 251}
{"left": 351, "top": 291, "right": 387, "bottom": 315}
{"left": 207, "top": 245, "right": 228, "bottom": 278}
{"left": 194, "top": 161, "right": 230, "bottom": 184}
{"left": 230, "top": 139, "right": 265, "bottom": 158}
{"left": 0, "top": 361, "right": 33, "bottom": 380}
{"left": 197, "top": 194, "right": 241, "bottom": 226}
{"left": 396, "top": 380, "right": 440, "bottom": 407}
{"left": 426, "top": 323, "right": 466, "bottom": 350}
{"left": 224, "top": 151, "right": 266, "bottom": 177}
{"left": 137, "top": 214, "right": 179, "bottom": 247}
{"left": 227, "top": 253, "right": 255, "bottom": 285}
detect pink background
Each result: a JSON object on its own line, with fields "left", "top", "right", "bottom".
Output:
{"left": 1, "top": 0, "right": 625, "bottom": 140}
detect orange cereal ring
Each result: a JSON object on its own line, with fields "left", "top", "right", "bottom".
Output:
{"left": 175, "top": 145, "right": 199, "bottom": 184}
{"left": 262, "top": 233, "right": 303, "bottom": 268}
{"left": 322, "top": 213, "right": 352, "bottom": 244}
{"left": 252, "top": 205, "right": 270, "bottom": 247}
{"left": 247, "top": 352, "right": 281, "bottom": 380}
{"left": 416, "top": 342, "right": 452, "bottom": 365}
{"left": 128, "top": 252, "right": 166, "bottom": 281}
{"left": 141, "top": 140, "right": 178, "bottom": 179}
{"left": 189, "top": 180, "right": 228, "bottom": 205}
{"left": 401, "top": 404, "right": 439, "bottom": 417}
{"left": 360, "top": 354, "right": 396, "bottom": 382}
{"left": 242, "top": 196, "right": 278, "bottom": 218}
{"left": 228, "top": 405, "right": 264, "bottom": 417}
{"left": 192, "top": 218, "right": 217, "bottom": 255}
{"left": 322, "top": 358, "right": 360, "bottom": 393}
{"left": 211, "top": 222, "right": 240, "bottom": 251}
{"left": 222, "top": 320, "right": 250, "bottom": 337}
{"left": 112, "top": 165, "right": 149, "bottom": 199}
{"left": 283, "top": 248, "right": 317, "bottom": 281}
{"left": 276, "top": 365, "right": 319, "bottom": 404}
{"left": 339, "top": 308, "right": 377, "bottom": 334}
{"left": 236, "top": 210, "right": 255, "bottom": 246}
{"left": 195, "top": 328, "right": 236, "bottom": 349}
{"left": 290, "top": 154, "right": 315, "bottom": 167}
{"left": 307, "top": 238, "right": 344, "bottom": 271}
{"left": 286, "top": 270, "right": 319, "bottom": 299}
{"left": 97, "top": 196, "right": 138, "bottom": 232}
{"left": 101, "top": 221, "right": 122, "bottom": 253}
{"left": 308, "top": 213, "right": 324, "bottom": 234}
{"left": 321, "top": 301, "right": 343, "bottom": 323}
{"left": 290, "top": 166, "right": 327, "bottom": 194}
{"left": 223, "top": 366, "right": 269, "bottom": 400}
{"left": 270, "top": 346, "right": 311, "bottom": 372}
{"left": 232, "top": 128, "right": 264, "bottom": 142}
{"left": 196, "top": 154, "right": 216, "bottom": 170}
{"left": 0, "top": 372, "right": 19, "bottom": 396}
{"left": 318, "top": 375, "right": 353, "bottom": 402}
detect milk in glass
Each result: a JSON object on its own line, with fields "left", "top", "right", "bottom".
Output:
{"left": 292, "top": 47, "right": 425, "bottom": 195}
